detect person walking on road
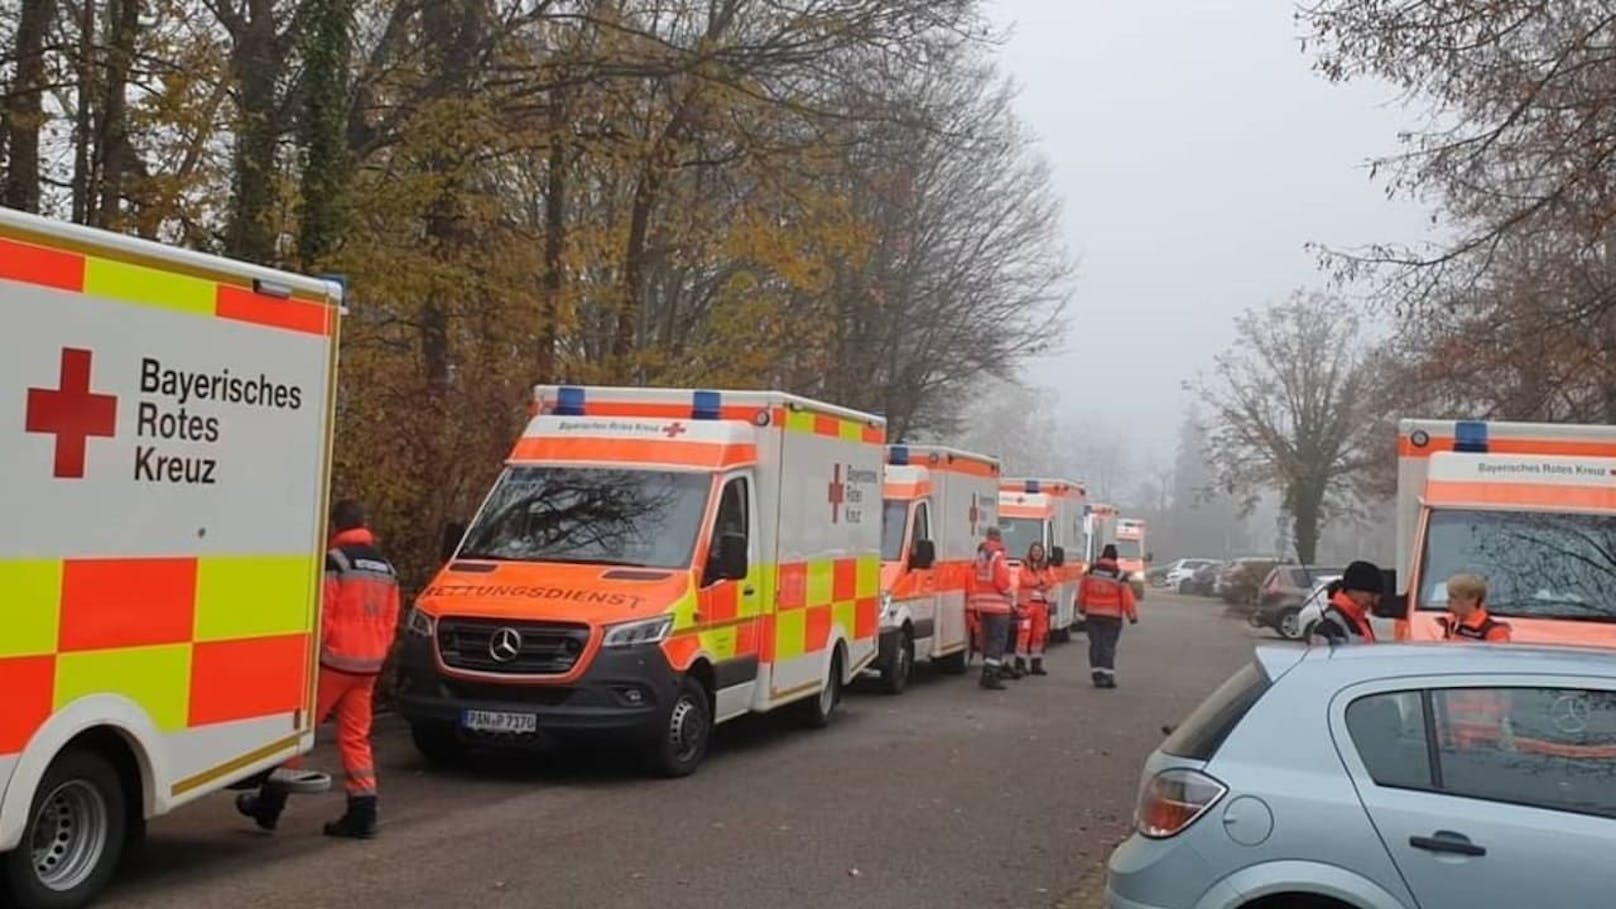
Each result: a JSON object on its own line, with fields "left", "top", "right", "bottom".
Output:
{"left": 238, "top": 499, "right": 402, "bottom": 838}
{"left": 1312, "top": 560, "right": 1383, "bottom": 646}
{"left": 968, "top": 526, "right": 1016, "bottom": 690}
{"left": 1079, "top": 544, "right": 1137, "bottom": 688}
{"left": 1015, "top": 542, "right": 1054, "bottom": 677}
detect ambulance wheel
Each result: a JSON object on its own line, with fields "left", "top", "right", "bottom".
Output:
{"left": 800, "top": 650, "right": 843, "bottom": 729}
{"left": 651, "top": 676, "right": 711, "bottom": 778}
{"left": 2, "top": 749, "right": 127, "bottom": 909}
{"left": 410, "top": 723, "right": 468, "bottom": 768}
{"left": 935, "top": 649, "right": 968, "bottom": 675}
{"left": 880, "top": 631, "right": 913, "bottom": 695}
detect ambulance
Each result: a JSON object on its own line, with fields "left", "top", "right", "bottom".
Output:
{"left": 1391, "top": 418, "right": 1616, "bottom": 645}
{"left": 998, "top": 478, "right": 1087, "bottom": 640}
{"left": 874, "top": 445, "right": 1000, "bottom": 692}
{"left": 397, "top": 386, "right": 885, "bottom": 776}
{"left": 0, "top": 208, "right": 340, "bottom": 908}
{"left": 1085, "top": 502, "right": 1119, "bottom": 566}
{"left": 1115, "top": 517, "right": 1150, "bottom": 599}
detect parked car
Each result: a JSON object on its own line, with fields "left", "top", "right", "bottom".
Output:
{"left": 1107, "top": 643, "right": 1616, "bottom": 909}
{"left": 1163, "top": 558, "right": 1218, "bottom": 592}
{"left": 1181, "top": 561, "right": 1223, "bottom": 597}
{"left": 1250, "top": 565, "right": 1343, "bottom": 639}
{"left": 1217, "top": 558, "right": 1277, "bottom": 608}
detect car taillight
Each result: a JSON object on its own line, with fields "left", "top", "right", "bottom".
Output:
{"left": 1135, "top": 768, "right": 1227, "bottom": 838}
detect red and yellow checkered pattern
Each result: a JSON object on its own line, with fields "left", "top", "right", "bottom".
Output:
{"left": 0, "top": 555, "right": 318, "bottom": 755}
{"left": 766, "top": 555, "right": 881, "bottom": 662}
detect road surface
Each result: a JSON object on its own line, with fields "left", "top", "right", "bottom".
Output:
{"left": 102, "top": 592, "right": 1263, "bottom": 909}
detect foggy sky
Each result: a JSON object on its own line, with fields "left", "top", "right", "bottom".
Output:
{"left": 986, "top": 0, "right": 1433, "bottom": 467}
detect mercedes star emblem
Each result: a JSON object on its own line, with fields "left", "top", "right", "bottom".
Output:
{"left": 489, "top": 627, "right": 523, "bottom": 663}
{"left": 1551, "top": 693, "right": 1592, "bottom": 734}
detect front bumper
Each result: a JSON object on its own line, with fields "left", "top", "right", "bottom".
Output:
{"left": 395, "top": 631, "right": 677, "bottom": 748}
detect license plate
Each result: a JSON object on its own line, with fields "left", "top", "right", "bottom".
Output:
{"left": 461, "top": 709, "right": 537, "bottom": 734}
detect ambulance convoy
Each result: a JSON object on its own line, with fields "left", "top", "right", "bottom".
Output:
{"left": 997, "top": 478, "right": 1089, "bottom": 640}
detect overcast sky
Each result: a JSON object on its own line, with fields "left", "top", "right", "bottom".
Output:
{"left": 985, "top": 0, "right": 1434, "bottom": 468}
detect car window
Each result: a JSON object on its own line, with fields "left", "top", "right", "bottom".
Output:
{"left": 1346, "top": 691, "right": 1434, "bottom": 790}
{"left": 1431, "top": 687, "right": 1616, "bottom": 819}
{"left": 1162, "top": 662, "right": 1271, "bottom": 760}
{"left": 1288, "top": 567, "right": 1310, "bottom": 587}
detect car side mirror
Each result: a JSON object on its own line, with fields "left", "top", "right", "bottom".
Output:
{"left": 1049, "top": 546, "right": 1066, "bottom": 567}
{"left": 1145, "top": 551, "right": 1155, "bottom": 563}
{"left": 712, "top": 532, "right": 749, "bottom": 582}
{"left": 909, "top": 538, "right": 937, "bottom": 570}
{"left": 439, "top": 521, "right": 467, "bottom": 563}
{"left": 1374, "top": 592, "right": 1406, "bottom": 620}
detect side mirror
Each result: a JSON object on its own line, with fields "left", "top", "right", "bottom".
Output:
{"left": 1145, "top": 551, "right": 1155, "bottom": 563}
{"left": 439, "top": 521, "right": 467, "bottom": 563}
{"left": 712, "top": 532, "right": 749, "bottom": 582}
{"left": 909, "top": 538, "right": 937, "bottom": 570}
{"left": 1374, "top": 592, "right": 1406, "bottom": 620}
{"left": 1049, "top": 546, "right": 1066, "bottom": 567}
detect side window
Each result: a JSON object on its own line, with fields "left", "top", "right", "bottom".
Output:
{"left": 1432, "top": 687, "right": 1616, "bottom": 819}
{"left": 1346, "top": 691, "right": 1434, "bottom": 790}
{"left": 714, "top": 476, "right": 748, "bottom": 541}
{"left": 912, "top": 501, "right": 931, "bottom": 546}
{"left": 705, "top": 476, "right": 749, "bottom": 585}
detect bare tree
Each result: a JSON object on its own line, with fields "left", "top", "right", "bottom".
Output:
{"left": 1192, "top": 291, "right": 1379, "bottom": 564}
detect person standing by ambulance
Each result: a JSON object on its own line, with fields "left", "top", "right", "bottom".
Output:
{"left": 1438, "top": 573, "right": 1512, "bottom": 642}
{"left": 1311, "top": 560, "right": 1383, "bottom": 646}
{"left": 1079, "top": 544, "right": 1137, "bottom": 688}
{"left": 1015, "top": 542, "right": 1054, "bottom": 677}
{"left": 969, "top": 526, "right": 1016, "bottom": 690}
{"left": 238, "top": 499, "right": 401, "bottom": 838}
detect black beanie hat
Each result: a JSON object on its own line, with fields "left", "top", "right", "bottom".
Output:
{"left": 1101, "top": 544, "right": 1118, "bottom": 561}
{"left": 1341, "top": 560, "right": 1383, "bottom": 595}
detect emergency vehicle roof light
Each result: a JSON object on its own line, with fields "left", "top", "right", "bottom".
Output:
{"left": 252, "top": 278, "right": 292, "bottom": 299}
{"left": 1025, "top": 480, "right": 1041, "bottom": 494}
{"left": 692, "top": 390, "right": 721, "bottom": 420}
{"left": 1455, "top": 420, "right": 1489, "bottom": 453}
{"left": 889, "top": 445, "right": 910, "bottom": 465}
{"left": 555, "top": 386, "right": 586, "bottom": 416}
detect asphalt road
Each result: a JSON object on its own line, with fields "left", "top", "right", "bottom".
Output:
{"left": 101, "top": 592, "right": 1262, "bottom": 909}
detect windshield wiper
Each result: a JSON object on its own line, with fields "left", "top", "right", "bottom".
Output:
{"left": 453, "top": 551, "right": 516, "bottom": 562}
{"left": 537, "top": 556, "right": 654, "bottom": 568}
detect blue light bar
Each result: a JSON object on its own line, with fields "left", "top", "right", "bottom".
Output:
{"left": 555, "top": 386, "right": 586, "bottom": 416}
{"left": 889, "top": 445, "right": 911, "bottom": 465}
{"left": 692, "top": 389, "right": 721, "bottom": 420}
{"left": 1455, "top": 420, "right": 1489, "bottom": 453}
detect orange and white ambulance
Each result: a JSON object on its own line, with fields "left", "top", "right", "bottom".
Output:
{"left": 1, "top": 208, "right": 340, "bottom": 907}
{"left": 1392, "top": 418, "right": 1616, "bottom": 646}
{"left": 1115, "top": 517, "right": 1150, "bottom": 598}
{"left": 398, "top": 386, "right": 885, "bottom": 776}
{"left": 874, "top": 445, "right": 1000, "bottom": 692}
{"left": 1085, "top": 502, "right": 1119, "bottom": 566}
{"left": 998, "top": 478, "right": 1087, "bottom": 640}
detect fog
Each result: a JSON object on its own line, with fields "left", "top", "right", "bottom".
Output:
{"left": 986, "top": 0, "right": 1434, "bottom": 463}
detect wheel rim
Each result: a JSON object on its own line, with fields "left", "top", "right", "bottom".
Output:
{"left": 668, "top": 695, "right": 707, "bottom": 763}
{"left": 1281, "top": 612, "right": 1300, "bottom": 638}
{"left": 30, "top": 780, "right": 109, "bottom": 893}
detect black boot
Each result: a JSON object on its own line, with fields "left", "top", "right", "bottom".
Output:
{"left": 1006, "top": 659, "right": 1025, "bottom": 680}
{"left": 1013, "top": 657, "right": 1028, "bottom": 676}
{"left": 235, "top": 783, "right": 289, "bottom": 832}
{"left": 980, "top": 665, "right": 1006, "bottom": 690}
{"left": 323, "top": 795, "right": 378, "bottom": 839}
{"left": 1030, "top": 658, "right": 1047, "bottom": 676}
{"left": 1091, "top": 670, "right": 1105, "bottom": 688}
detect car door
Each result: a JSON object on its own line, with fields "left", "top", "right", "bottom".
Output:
{"left": 1335, "top": 677, "right": 1616, "bottom": 909}
{"left": 907, "top": 499, "right": 945, "bottom": 653}
{"left": 700, "top": 473, "right": 763, "bottom": 696}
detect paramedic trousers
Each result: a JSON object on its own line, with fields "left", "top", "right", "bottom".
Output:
{"left": 1017, "top": 603, "right": 1049, "bottom": 657}
{"left": 1087, "top": 616, "right": 1123, "bottom": 678}
{"left": 286, "top": 667, "right": 379, "bottom": 797}
{"left": 979, "top": 612, "right": 1011, "bottom": 667}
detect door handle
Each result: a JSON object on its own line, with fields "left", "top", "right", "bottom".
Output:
{"left": 743, "top": 586, "right": 756, "bottom": 595}
{"left": 1409, "top": 832, "right": 1486, "bottom": 857}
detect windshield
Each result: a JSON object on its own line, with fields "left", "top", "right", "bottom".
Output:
{"left": 459, "top": 466, "right": 710, "bottom": 570}
{"left": 1001, "top": 518, "right": 1045, "bottom": 559}
{"left": 1113, "top": 539, "right": 1142, "bottom": 560}
{"left": 881, "top": 499, "right": 908, "bottom": 562}
{"left": 1420, "top": 509, "right": 1616, "bottom": 623}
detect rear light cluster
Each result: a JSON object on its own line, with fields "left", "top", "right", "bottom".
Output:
{"left": 1135, "top": 768, "right": 1227, "bottom": 838}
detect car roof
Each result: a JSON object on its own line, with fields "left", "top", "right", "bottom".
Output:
{"left": 1261, "top": 641, "right": 1616, "bottom": 683}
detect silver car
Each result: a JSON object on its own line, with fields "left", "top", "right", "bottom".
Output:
{"left": 1108, "top": 643, "right": 1616, "bottom": 909}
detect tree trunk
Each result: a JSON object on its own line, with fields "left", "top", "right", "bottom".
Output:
{"left": 4, "top": 0, "right": 58, "bottom": 212}
{"left": 537, "top": 122, "right": 566, "bottom": 383}
{"left": 95, "top": 0, "right": 141, "bottom": 228}
{"left": 71, "top": 0, "right": 96, "bottom": 223}
{"left": 1290, "top": 481, "right": 1325, "bottom": 565}
{"left": 226, "top": 0, "right": 282, "bottom": 262}
{"left": 296, "top": 0, "right": 352, "bottom": 269}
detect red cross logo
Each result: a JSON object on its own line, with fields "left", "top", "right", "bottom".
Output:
{"left": 828, "top": 464, "right": 845, "bottom": 523}
{"left": 968, "top": 494, "right": 980, "bottom": 535}
{"left": 25, "top": 348, "right": 119, "bottom": 479}
{"left": 662, "top": 422, "right": 688, "bottom": 438}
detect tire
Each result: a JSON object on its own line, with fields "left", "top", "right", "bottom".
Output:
{"left": 1277, "top": 607, "right": 1304, "bottom": 641}
{"left": 1177, "top": 580, "right": 1191, "bottom": 595}
{"left": 879, "top": 631, "right": 913, "bottom": 695}
{"left": 650, "top": 675, "right": 711, "bottom": 778}
{"left": 935, "top": 649, "right": 968, "bottom": 675}
{"left": 1, "top": 749, "right": 128, "bottom": 909}
{"left": 799, "top": 650, "right": 843, "bottom": 729}
{"left": 410, "top": 723, "right": 468, "bottom": 768}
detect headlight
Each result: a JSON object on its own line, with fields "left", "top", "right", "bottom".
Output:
{"left": 879, "top": 591, "right": 895, "bottom": 621}
{"left": 602, "top": 615, "right": 674, "bottom": 648}
{"left": 1130, "top": 571, "right": 1145, "bottom": 583}
{"left": 405, "top": 607, "right": 435, "bottom": 637}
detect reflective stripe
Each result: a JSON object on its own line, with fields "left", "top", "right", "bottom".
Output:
{"left": 319, "top": 652, "right": 386, "bottom": 674}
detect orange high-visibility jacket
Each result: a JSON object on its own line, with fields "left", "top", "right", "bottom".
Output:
{"left": 1079, "top": 560, "right": 1137, "bottom": 620}
{"left": 1019, "top": 562, "right": 1056, "bottom": 607}
{"left": 1441, "top": 609, "right": 1512, "bottom": 643}
{"left": 968, "top": 541, "right": 1014, "bottom": 615}
{"left": 320, "top": 528, "right": 403, "bottom": 675}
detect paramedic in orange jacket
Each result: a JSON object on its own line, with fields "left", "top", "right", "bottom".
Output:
{"left": 238, "top": 499, "right": 402, "bottom": 839}
{"left": 1437, "top": 573, "right": 1513, "bottom": 749}
{"left": 1015, "top": 542, "right": 1054, "bottom": 677}
{"left": 1079, "top": 544, "right": 1137, "bottom": 689}
{"left": 969, "top": 526, "right": 1016, "bottom": 690}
